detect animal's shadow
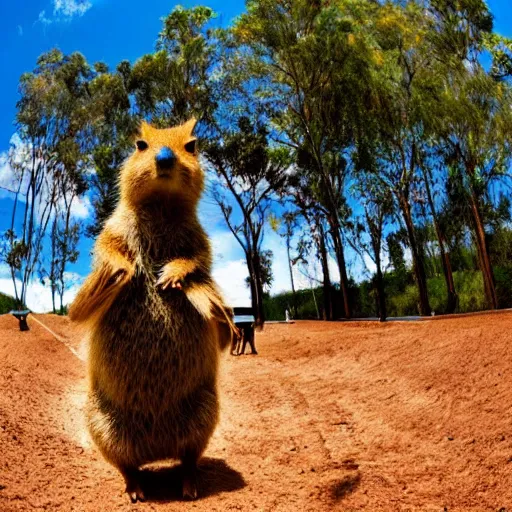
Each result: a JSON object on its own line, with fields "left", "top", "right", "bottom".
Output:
{"left": 137, "top": 457, "right": 246, "bottom": 502}
{"left": 329, "top": 473, "right": 361, "bottom": 501}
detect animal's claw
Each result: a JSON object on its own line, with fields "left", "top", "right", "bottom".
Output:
{"left": 171, "top": 280, "right": 183, "bottom": 290}
{"left": 182, "top": 477, "right": 198, "bottom": 500}
{"left": 124, "top": 473, "right": 146, "bottom": 503}
{"left": 127, "top": 489, "right": 146, "bottom": 503}
{"left": 156, "top": 274, "right": 184, "bottom": 291}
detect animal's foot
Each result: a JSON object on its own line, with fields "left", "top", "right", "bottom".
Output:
{"left": 127, "top": 486, "right": 146, "bottom": 504}
{"left": 182, "top": 475, "right": 198, "bottom": 500}
{"left": 122, "top": 468, "right": 145, "bottom": 503}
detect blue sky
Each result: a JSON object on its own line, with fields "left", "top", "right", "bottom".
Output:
{"left": 0, "top": 0, "right": 511, "bottom": 311}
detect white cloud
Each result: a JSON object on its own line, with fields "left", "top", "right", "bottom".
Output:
{"left": 37, "top": 10, "right": 52, "bottom": 25}
{"left": 0, "top": 134, "right": 28, "bottom": 199}
{"left": 38, "top": 0, "right": 92, "bottom": 25}
{"left": 70, "top": 194, "right": 92, "bottom": 220}
{"left": 54, "top": 0, "right": 92, "bottom": 17}
{"left": 212, "top": 259, "right": 251, "bottom": 307}
{"left": 0, "top": 135, "right": 92, "bottom": 221}
{"left": 207, "top": 218, "right": 346, "bottom": 303}
{"left": 0, "top": 267, "right": 83, "bottom": 313}
{"left": 17, "top": 25, "right": 23, "bottom": 36}
{"left": 210, "top": 230, "right": 244, "bottom": 262}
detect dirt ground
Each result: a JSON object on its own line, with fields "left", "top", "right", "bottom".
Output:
{"left": 1, "top": 312, "right": 512, "bottom": 511}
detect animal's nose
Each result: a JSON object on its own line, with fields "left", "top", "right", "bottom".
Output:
{"left": 155, "top": 147, "right": 176, "bottom": 171}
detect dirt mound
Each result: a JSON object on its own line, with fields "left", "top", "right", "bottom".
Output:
{"left": 1, "top": 312, "right": 512, "bottom": 511}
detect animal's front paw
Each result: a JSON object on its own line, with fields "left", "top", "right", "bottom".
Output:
{"left": 156, "top": 274, "right": 184, "bottom": 290}
{"left": 156, "top": 265, "right": 186, "bottom": 291}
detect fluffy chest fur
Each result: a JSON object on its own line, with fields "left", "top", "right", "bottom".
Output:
{"left": 89, "top": 210, "right": 218, "bottom": 412}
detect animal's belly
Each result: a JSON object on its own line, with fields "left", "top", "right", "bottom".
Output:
{"left": 91, "top": 276, "right": 218, "bottom": 410}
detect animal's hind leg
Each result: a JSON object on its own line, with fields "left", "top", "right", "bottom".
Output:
{"left": 181, "top": 449, "right": 200, "bottom": 500}
{"left": 119, "top": 465, "right": 145, "bottom": 503}
{"left": 235, "top": 333, "right": 243, "bottom": 355}
{"left": 248, "top": 332, "right": 258, "bottom": 355}
{"left": 230, "top": 330, "right": 239, "bottom": 355}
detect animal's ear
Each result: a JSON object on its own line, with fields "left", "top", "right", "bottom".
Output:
{"left": 181, "top": 117, "right": 197, "bottom": 137}
{"left": 138, "top": 120, "right": 152, "bottom": 138}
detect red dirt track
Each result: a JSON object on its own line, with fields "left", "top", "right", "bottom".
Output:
{"left": 1, "top": 312, "right": 512, "bottom": 511}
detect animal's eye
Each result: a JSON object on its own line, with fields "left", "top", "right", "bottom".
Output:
{"left": 136, "top": 140, "right": 148, "bottom": 151}
{"left": 184, "top": 139, "right": 197, "bottom": 154}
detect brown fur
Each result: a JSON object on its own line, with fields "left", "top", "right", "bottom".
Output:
{"left": 69, "top": 119, "right": 236, "bottom": 502}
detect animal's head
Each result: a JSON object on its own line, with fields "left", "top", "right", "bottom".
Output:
{"left": 120, "top": 119, "right": 203, "bottom": 209}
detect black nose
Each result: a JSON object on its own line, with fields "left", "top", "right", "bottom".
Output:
{"left": 155, "top": 146, "right": 176, "bottom": 171}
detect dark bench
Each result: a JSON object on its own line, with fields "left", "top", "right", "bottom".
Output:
{"left": 232, "top": 307, "right": 257, "bottom": 355}
{"left": 10, "top": 309, "right": 31, "bottom": 331}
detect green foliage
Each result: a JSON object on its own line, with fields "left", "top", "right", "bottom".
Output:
{"left": 7, "top": 2, "right": 512, "bottom": 320}
{"left": 246, "top": 249, "right": 274, "bottom": 292}
{"left": 264, "top": 288, "right": 322, "bottom": 321}
{"left": 0, "top": 292, "right": 20, "bottom": 315}
{"left": 133, "top": 5, "right": 217, "bottom": 125}
{"left": 264, "top": 268, "right": 509, "bottom": 320}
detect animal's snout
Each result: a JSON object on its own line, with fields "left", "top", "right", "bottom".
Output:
{"left": 156, "top": 146, "right": 176, "bottom": 174}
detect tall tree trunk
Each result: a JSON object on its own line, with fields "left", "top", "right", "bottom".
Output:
{"left": 422, "top": 166, "right": 457, "bottom": 313}
{"left": 248, "top": 262, "right": 258, "bottom": 320}
{"left": 248, "top": 251, "right": 265, "bottom": 330}
{"left": 50, "top": 216, "right": 57, "bottom": 314}
{"left": 9, "top": 169, "right": 24, "bottom": 306}
{"left": 468, "top": 188, "right": 498, "bottom": 309}
{"left": 314, "top": 152, "right": 351, "bottom": 318}
{"left": 286, "top": 238, "right": 298, "bottom": 318}
{"left": 311, "top": 285, "right": 320, "bottom": 319}
{"left": 375, "top": 256, "right": 386, "bottom": 322}
{"left": 370, "top": 231, "right": 387, "bottom": 322}
{"left": 329, "top": 225, "right": 351, "bottom": 319}
{"left": 399, "top": 195, "right": 432, "bottom": 316}
{"left": 438, "top": 237, "right": 457, "bottom": 314}
{"left": 58, "top": 193, "right": 75, "bottom": 315}
{"left": 255, "top": 277, "right": 265, "bottom": 330}
{"left": 317, "top": 222, "right": 333, "bottom": 321}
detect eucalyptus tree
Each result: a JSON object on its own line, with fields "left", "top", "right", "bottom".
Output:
{"left": 86, "top": 61, "right": 137, "bottom": 237}
{"left": 130, "top": 6, "right": 217, "bottom": 127}
{"left": 364, "top": 1, "right": 443, "bottom": 316}
{"left": 416, "top": 154, "right": 458, "bottom": 313}
{"left": 350, "top": 173, "right": 394, "bottom": 321}
{"left": 435, "top": 71, "right": 512, "bottom": 309}
{"left": 3, "top": 50, "right": 93, "bottom": 323}
{"left": 230, "top": 0, "right": 382, "bottom": 319}
{"left": 282, "top": 176, "right": 334, "bottom": 320}
{"left": 425, "top": 0, "right": 512, "bottom": 79}
{"left": 421, "top": 0, "right": 512, "bottom": 309}
{"left": 204, "top": 116, "right": 290, "bottom": 329}
{"left": 270, "top": 210, "right": 301, "bottom": 318}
